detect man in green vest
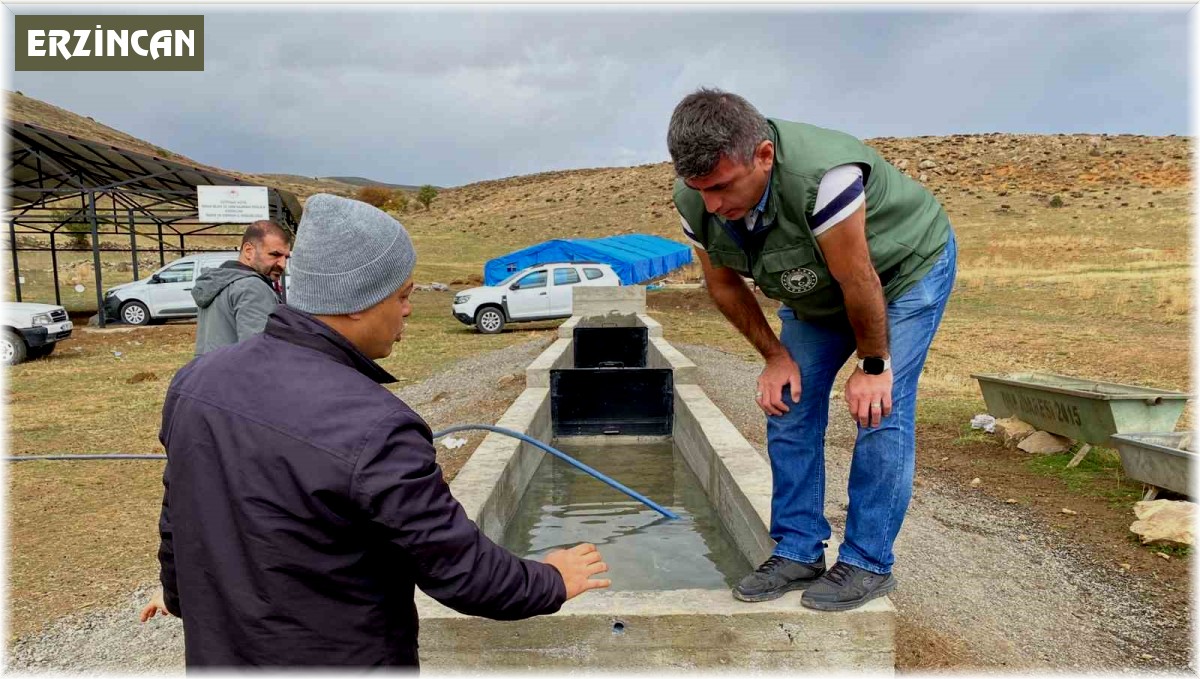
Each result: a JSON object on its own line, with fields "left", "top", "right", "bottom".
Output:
{"left": 668, "top": 89, "right": 956, "bottom": 611}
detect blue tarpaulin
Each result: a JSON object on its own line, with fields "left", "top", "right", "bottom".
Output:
{"left": 483, "top": 234, "right": 693, "bottom": 286}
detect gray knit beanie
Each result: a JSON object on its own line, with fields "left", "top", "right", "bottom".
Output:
{"left": 287, "top": 193, "right": 416, "bottom": 315}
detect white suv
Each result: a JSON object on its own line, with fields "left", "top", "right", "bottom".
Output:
{"left": 1, "top": 302, "right": 73, "bottom": 365}
{"left": 452, "top": 263, "right": 620, "bottom": 333}
{"left": 103, "top": 251, "right": 239, "bottom": 325}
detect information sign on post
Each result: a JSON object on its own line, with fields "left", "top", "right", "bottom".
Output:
{"left": 197, "top": 186, "right": 269, "bottom": 223}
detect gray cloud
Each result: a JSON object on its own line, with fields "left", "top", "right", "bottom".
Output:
{"left": 9, "top": 6, "right": 1189, "bottom": 187}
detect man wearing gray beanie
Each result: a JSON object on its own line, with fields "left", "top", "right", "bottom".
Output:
{"left": 149, "top": 194, "right": 609, "bottom": 668}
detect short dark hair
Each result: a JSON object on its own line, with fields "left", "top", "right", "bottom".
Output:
{"left": 241, "top": 220, "right": 291, "bottom": 248}
{"left": 667, "top": 88, "right": 770, "bottom": 179}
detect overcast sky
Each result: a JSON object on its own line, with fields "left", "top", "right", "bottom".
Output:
{"left": 5, "top": 5, "right": 1192, "bottom": 187}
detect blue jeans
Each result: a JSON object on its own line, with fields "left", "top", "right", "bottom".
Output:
{"left": 767, "top": 231, "right": 957, "bottom": 575}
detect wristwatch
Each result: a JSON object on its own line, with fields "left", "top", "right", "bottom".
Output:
{"left": 857, "top": 356, "right": 891, "bottom": 375}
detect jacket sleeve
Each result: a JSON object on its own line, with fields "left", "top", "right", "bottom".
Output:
{"left": 157, "top": 397, "right": 182, "bottom": 617}
{"left": 157, "top": 461, "right": 182, "bottom": 617}
{"left": 228, "top": 279, "right": 278, "bottom": 343}
{"left": 350, "top": 411, "right": 567, "bottom": 620}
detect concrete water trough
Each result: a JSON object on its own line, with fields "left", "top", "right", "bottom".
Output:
{"left": 415, "top": 289, "right": 895, "bottom": 671}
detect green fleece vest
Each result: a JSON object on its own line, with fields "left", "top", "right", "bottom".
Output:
{"left": 674, "top": 119, "right": 950, "bottom": 321}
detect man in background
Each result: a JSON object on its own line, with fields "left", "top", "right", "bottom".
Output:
{"left": 191, "top": 219, "right": 291, "bottom": 355}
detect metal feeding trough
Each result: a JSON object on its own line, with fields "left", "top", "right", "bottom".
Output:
{"left": 972, "top": 372, "right": 1189, "bottom": 446}
{"left": 1110, "top": 432, "right": 1194, "bottom": 499}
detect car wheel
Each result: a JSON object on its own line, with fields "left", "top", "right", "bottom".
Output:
{"left": 120, "top": 300, "right": 151, "bottom": 326}
{"left": 2, "top": 329, "right": 27, "bottom": 365}
{"left": 28, "top": 343, "right": 55, "bottom": 360}
{"left": 474, "top": 307, "right": 506, "bottom": 334}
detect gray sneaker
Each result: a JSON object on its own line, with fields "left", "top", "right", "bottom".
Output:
{"left": 732, "top": 554, "right": 826, "bottom": 602}
{"left": 800, "top": 561, "right": 897, "bottom": 611}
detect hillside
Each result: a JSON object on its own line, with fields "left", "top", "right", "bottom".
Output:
{"left": 322, "top": 176, "right": 429, "bottom": 191}
{"left": 394, "top": 132, "right": 1191, "bottom": 284}
{"left": 5, "top": 89, "right": 1191, "bottom": 291}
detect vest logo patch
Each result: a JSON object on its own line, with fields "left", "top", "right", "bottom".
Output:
{"left": 781, "top": 268, "right": 818, "bottom": 294}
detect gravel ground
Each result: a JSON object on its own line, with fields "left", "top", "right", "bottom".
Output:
{"left": 6, "top": 337, "right": 1192, "bottom": 672}
{"left": 681, "top": 342, "right": 1193, "bottom": 674}
{"left": 5, "top": 338, "right": 551, "bottom": 674}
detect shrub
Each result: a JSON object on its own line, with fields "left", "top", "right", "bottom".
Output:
{"left": 386, "top": 190, "right": 410, "bottom": 213}
{"left": 417, "top": 185, "right": 438, "bottom": 210}
{"left": 56, "top": 211, "right": 92, "bottom": 249}
{"left": 356, "top": 186, "right": 393, "bottom": 208}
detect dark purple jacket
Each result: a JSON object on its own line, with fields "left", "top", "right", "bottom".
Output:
{"left": 157, "top": 305, "right": 565, "bottom": 667}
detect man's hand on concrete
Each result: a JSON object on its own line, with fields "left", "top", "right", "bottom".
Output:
{"left": 845, "top": 368, "right": 892, "bottom": 428}
{"left": 757, "top": 349, "right": 802, "bottom": 416}
{"left": 544, "top": 543, "right": 610, "bottom": 600}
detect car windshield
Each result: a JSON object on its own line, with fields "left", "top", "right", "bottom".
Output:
{"left": 497, "top": 264, "right": 588, "bottom": 286}
{"left": 496, "top": 270, "right": 525, "bottom": 286}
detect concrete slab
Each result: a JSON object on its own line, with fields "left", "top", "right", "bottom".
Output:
{"left": 417, "top": 589, "right": 894, "bottom": 671}
{"left": 573, "top": 286, "right": 646, "bottom": 316}
{"left": 558, "top": 312, "right": 662, "bottom": 337}
{"left": 637, "top": 313, "right": 664, "bottom": 337}
{"left": 649, "top": 336, "right": 698, "bottom": 385}
{"left": 525, "top": 338, "right": 572, "bottom": 388}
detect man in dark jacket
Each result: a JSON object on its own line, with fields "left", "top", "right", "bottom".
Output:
{"left": 153, "top": 194, "right": 609, "bottom": 667}
{"left": 191, "top": 220, "right": 291, "bottom": 356}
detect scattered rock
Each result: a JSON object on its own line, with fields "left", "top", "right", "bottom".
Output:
{"left": 1018, "top": 431, "right": 1071, "bottom": 455}
{"left": 918, "top": 159, "right": 938, "bottom": 170}
{"left": 994, "top": 417, "right": 1036, "bottom": 448}
{"left": 969, "top": 477, "right": 982, "bottom": 487}
{"left": 1005, "top": 498, "right": 1018, "bottom": 504}
{"left": 1130, "top": 500, "right": 1194, "bottom": 547}
{"left": 1156, "top": 552, "right": 1171, "bottom": 561}
{"left": 897, "top": 159, "right": 909, "bottom": 170}
{"left": 1061, "top": 508, "right": 1077, "bottom": 516}
{"left": 918, "top": 173, "right": 929, "bottom": 182}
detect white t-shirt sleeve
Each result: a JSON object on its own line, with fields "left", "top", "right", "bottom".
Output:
{"left": 809, "top": 163, "right": 865, "bottom": 237}
{"left": 679, "top": 213, "right": 704, "bottom": 248}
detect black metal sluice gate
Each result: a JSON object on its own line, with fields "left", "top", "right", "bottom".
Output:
{"left": 551, "top": 326, "right": 673, "bottom": 437}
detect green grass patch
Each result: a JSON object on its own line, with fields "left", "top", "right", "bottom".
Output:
{"left": 1025, "top": 447, "right": 1144, "bottom": 508}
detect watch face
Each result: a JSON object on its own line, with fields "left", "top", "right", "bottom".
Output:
{"left": 863, "top": 357, "right": 886, "bottom": 375}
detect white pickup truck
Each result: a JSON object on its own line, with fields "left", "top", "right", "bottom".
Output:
{"left": 1, "top": 302, "right": 74, "bottom": 365}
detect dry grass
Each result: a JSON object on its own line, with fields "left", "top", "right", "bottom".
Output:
{"left": 3, "top": 291, "right": 554, "bottom": 641}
